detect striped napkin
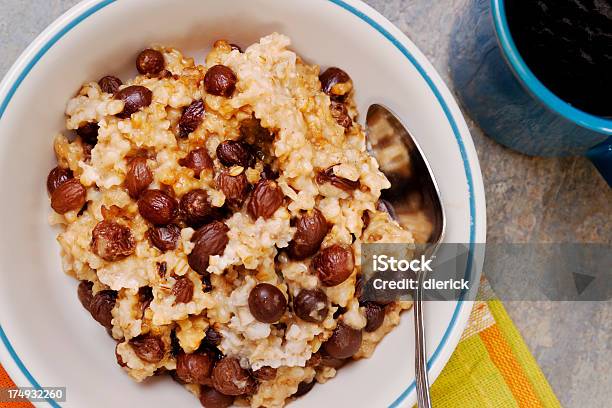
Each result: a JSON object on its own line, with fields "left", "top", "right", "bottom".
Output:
{"left": 1, "top": 279, "right": 560, "bottom": 407}
{"left": 429, "top": 279, "right": 561, "bottom": 407}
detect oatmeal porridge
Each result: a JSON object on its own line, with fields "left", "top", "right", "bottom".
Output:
{"left": 46, "top": 33, "right": 417, "bottom": 407}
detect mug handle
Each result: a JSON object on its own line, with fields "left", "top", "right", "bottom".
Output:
{"left": 587, "top": 137, "right": 612, "bottom": 187}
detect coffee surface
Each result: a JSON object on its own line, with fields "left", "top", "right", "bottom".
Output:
{"left": 506, "top": 0, "right": 612, "bottom": 117}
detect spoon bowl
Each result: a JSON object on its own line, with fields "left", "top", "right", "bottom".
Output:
{"left": 366, "top": 103, "right": 446, "bottom": 408}
{"left": 366, "top": 104, "right": 446, "bottom": 245}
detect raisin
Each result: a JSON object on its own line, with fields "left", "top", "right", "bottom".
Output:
{"left": 46, "top": 166, "right": 72, "bottom": 195}
{"left": 125, "top": 157, "right": 153, "bottom": 198}
{"left": 211, "top": 357, "right": 256, "bottom": 395}
{"left": 316, "top": 166, "right": 360, "bottom": 191}
{"left": 172, "top": 276, "right": 194, "bottom": 304}
{"left": 138, "top": 189, "right": 178, "bottom": 225}
{"left": 148, "top": 224, "right": 181, "bottom": 252}
{"left": 89, "top": 290, "right": 117, "bottom": 330}
{"left": 114, "top": 85, "right": 152, "bottom": 118}
{"left": 247, "top": 180, "right": 284, "bottom": 220}
{"left": 287, "top": 209, "right": 328, "bottom": 260}
{"left": 216, "top": 170, "right": 249, "bottom": 210}
{"left": 188, "top": 221, "right": 229, "bottom": 274}
{"left": 98, "top": 75, "right": 122, "bottom": 94}
{"left": 50, "top": 178, "right": 86, "bottom": 214}
{"left": 91, "top": 220, "right": 136, "bottom": 261}
{"left": 216, "top": 140, "right": 254, "bottom": 168}
{"left": 136, "top": 49, "right": 165, "bottom": 75}
{"left": 178, "top": 99, "right": 205, "bottom": 138}
{"left": 204, "top": 65, "right": 237, "bottom": 97}
{"left": 179, "top": 148, "right": 214, "bottom": 179}
{"left": 130, "top": 334, "right": 165, "bottom": 363}
{"left": 312, "top": 244, "right": 354, "bottom": 287}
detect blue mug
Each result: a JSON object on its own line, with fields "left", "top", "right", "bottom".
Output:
{"left": 450, "top": 0, "right": 612, "bottom": 185}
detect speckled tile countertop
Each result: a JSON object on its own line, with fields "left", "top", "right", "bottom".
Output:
{"left": 1, "top": 0, "right": 610, "bottom": 406}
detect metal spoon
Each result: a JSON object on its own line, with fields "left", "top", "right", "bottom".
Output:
{"left": 366, "top": 104, "right": 446, "bottom": 408}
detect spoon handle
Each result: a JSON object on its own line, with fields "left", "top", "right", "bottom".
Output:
{"left": 414, "top": 269, "right": 432, "bottom": 408}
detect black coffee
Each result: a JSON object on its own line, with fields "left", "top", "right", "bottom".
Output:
{"left": 505, "top": 0, "right": 612, "bottom": 117}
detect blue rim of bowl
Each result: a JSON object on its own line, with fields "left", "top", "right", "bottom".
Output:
{"left": 491, "top": 0, "right": 612, "bottom": 135}
{"left": 0, "top": 0, "right": 477, "bottom": 407}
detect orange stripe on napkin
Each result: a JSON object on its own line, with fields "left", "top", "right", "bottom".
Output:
{"left": 0, "top": 364, "right": 34, "bottom": 407}
{"left": 479, "top": 325, "right": 542, "bottom": 407}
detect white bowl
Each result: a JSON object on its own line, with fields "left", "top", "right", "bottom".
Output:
{"left": 0, "top": 0, "right": 486, "bottom": 407}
